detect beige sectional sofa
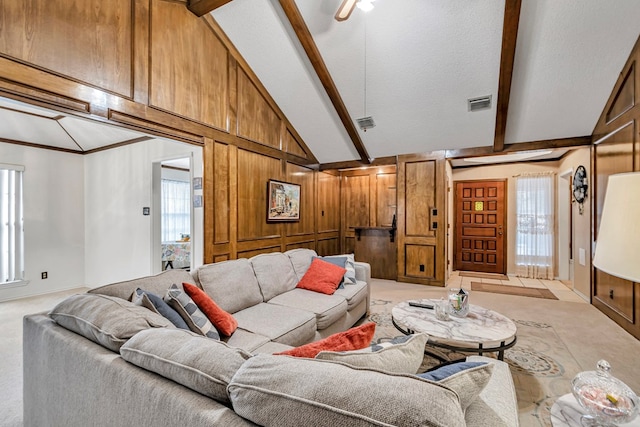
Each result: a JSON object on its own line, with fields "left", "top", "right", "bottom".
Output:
{"left": 23, "top": 248, "right": 519, "bottom": 426}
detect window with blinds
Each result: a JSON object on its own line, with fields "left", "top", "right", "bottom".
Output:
{"left": 1, "top": 164, "right": 24, "bottom": 284}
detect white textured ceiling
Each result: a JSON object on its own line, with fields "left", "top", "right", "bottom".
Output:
{"left": 0, "top": 97, "right": 147, "bottom": 152}
{"left": 213, "top": 0, "right": 640, "bottom": 164}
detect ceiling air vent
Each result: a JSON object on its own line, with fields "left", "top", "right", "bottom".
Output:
{"left": 468, "top": 95, "right": 492, "bottom": 112}
{"left": 356, "top": 116, "right": 375, "bottom": 131}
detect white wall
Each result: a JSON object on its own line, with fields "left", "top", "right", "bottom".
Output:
{"left": 84, "top": 139, "right": 203, "bottom": 288}
{"left": 0, "top": 144, "right": 85, "bottom": 302}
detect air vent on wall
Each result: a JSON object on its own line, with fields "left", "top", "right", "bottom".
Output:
{"left": 356, "top": 116, "right": 375, "bottom": 131}
{"left": 468, "top": 95, "right": 492, "bottom": 112}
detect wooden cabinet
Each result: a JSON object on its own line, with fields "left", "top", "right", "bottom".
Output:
{"left": 354, "top": 227, "right": 397, "bottom": 279}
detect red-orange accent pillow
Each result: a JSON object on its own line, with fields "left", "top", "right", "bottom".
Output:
{"left": 274, "top": 322, "right": 376, "bottom": 358}
{"left": 182, "top": 282, "right": 238, "bottom": 336}
{"left": 296, "top": 258, "right": 347, "bottom": 295}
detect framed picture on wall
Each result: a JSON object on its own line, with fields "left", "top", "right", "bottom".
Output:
{"left": 267, "top": 179, "right": 300, "bottom": 222}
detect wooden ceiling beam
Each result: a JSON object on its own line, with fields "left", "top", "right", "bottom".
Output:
{"left": 493, "top": 0, "right": 522, "bottom": 153}
{"left": 446, "top": 135, "right": 592, "bottom": 159}
{"left": 278, "top": 0, "right": 372, "bottom": 164}
{"left": 187, "top": 0, "right": 233, "bottom": 17}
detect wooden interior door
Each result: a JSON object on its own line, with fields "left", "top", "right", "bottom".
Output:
{"left": 454, "top": 180, "right": 506, "bottom": 274}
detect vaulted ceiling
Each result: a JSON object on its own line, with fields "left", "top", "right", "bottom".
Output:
{"left": 209, "top": 0, "right": 640, "bottom": 164}
{"left": 1, "top": 1, "right": 638, "bottom": 167}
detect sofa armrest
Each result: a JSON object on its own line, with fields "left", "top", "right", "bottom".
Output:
{"left": 354, "top": 262, "right": 371, "bottom": 284}
{"left": 464, "top": 355, "right": 519, "bottom": 427}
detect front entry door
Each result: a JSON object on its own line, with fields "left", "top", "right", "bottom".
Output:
{"left": 454, "top": 180, "right": 506, "bottom": 274}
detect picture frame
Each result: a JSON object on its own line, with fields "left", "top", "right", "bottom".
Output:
{"left": 267, "top": 179, "right": 300, "bottom": 222}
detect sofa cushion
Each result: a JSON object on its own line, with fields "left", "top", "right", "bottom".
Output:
{"left": 275, "top": 322, "right": 375, "bottom": 358}
{"left": 88, "top": 269, "right": 194, "bottom": 301}
{"left": 418, "top": 361, "right": 494, "bottom": 410}
{"left": 120, "top": 328, "right": 252, "bottom": 404}
{"left": 228, "top": 354, "right": 466, "bottom": 427}
{"left": 50, "top": 293, "right": 173, "bottom": 352}
{"left": 165, "top": 284, "right": 220, "bottom": 340}
{"left": 296, "top": 258, "right": 346, "bottom": 295}
{"left": 250, "top": 253, "right": 298, "bottom": 301}
{"left": 268, "top": 289, "right": 348, "bottom": 330}
{"left": 333, "top": 281, "right": 368, "bottom": 309}
{"left": 182, "top": 282, "right": 238, "bottom": 336}
{"left": 196, "top": 258, "right": 263, "bottom": 313}
{"left": 464, "top": 356, "right": 519, "bottom": 427}
{"left": 232, "top": 303, "right": 316, "bottom": 346}
{"left": 132, "top": 288, "right": 190, "bottom": 330}
{"left": 315, "top": 333, "right": 428, "bottom": 374}
{"left": 285, "top": 248, "right": 317, "bottom": 281}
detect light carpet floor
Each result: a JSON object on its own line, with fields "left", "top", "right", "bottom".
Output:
{"left": 366, "top": 279, "right": 640, "bottom": 427}
{"left": 2, "top": 281, "right": 640, "bottom": 427}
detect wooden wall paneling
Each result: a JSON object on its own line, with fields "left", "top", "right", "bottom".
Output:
{"left": 404, "top": 160, "right": 436, "bottom": 238}
{"left": 341, "top": 174, "right": 370, "bottom": 253}
{"left": 285, "top": 240, "right": 316, "bottom": 251}
{"left": 376, "top": 173, "right": 397, "bottom": 227}
{"left": 591, "top": 35, "right": 640, "bottom": 340}
{"left": 316, "top": 238, "right": 340, "bottom": 256}
{"left": 593, "top": 123, "right": 635, "bottom": 325}
{"left": 236, "top": 149, "right": 281, "bottom": 242}
{"left": 133, "top": 0, "right": 151, "bottom": 104}
{"left": 0, "top": 0, "right": 134, "bottom": 97}
{"left": 237, "top": 246, "right": 282, "bottom": 259}
{"left": 285, "top": 163, "right": 315, "bottom": 239}
{"left": 236, "top": 68, "right": 281, "bottom": 149}
{"left": 397, "top": 154, "right": 446, "bottom": 286}
{"left": 150, "top": 0, "right": 228, "bottom": 130}
{"left": 317, "top": 172, "right": 341, "bottom": 234}
{"left": 284, "top": 129, "right": 308, "bottom": 159}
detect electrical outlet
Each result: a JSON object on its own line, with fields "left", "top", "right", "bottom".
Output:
{"left": 41, "top": 272, "right": 48, "bottom": 279}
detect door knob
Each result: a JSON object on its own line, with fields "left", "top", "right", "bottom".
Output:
{"left": 498, "top": 225, "right": 503, "bottom": 236}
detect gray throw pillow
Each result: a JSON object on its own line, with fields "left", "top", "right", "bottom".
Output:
{"left": 121, "top": 328, "right": 252, "bottom": 404}
{"left": 315, "top": 333, "right": 428, "bottom": 374}
{"left": 50, "top": 293, "right": 174, "bottom": 352}
{"left": 164, "top": 284, "right": 220, "bottom": 340}
{"left": 132, "top": 288, "right": 190, "bottom": 330}
{"left": 315, "top": 256, "right": 347, "bottom": 288}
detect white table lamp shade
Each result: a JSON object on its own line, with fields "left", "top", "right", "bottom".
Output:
{"left": 593, "top": 172, "right": 640, "bottom": 283}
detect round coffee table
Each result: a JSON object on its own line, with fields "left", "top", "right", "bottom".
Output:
{"left": 391, "top": 299, "right": 517, "bottom": 362}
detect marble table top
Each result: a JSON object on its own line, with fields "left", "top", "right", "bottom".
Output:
{"left": 391, "top": 299, "right": 517, "bottom": 346}
{"left": 551, "top": 393, "right": 640, "bottom": 427}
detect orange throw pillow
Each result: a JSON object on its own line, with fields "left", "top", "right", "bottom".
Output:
{"left": 296, "top": 258, "right": 347, "bottom": 295}
{"left": 275, "top": 322, "right": 376, "bottom": 358}
{"left": 182, "top": 282, "right": 238, "bottom": 336}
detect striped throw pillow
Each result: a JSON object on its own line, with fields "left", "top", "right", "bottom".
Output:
{"left": 165, "top": 284, "right": 220, "bottom": 340}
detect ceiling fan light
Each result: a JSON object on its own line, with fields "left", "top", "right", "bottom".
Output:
{"left": 356, "top": 0, "right": 374, "bottom": 13}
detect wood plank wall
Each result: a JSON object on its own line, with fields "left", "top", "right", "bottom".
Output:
{"left": 591, "top": 36, "right": 640, "bottom": 339}
{"left": 0, "top": 0, "right": 340, "bottom": 264}
{"left": 340, "top": 166, "right": 397, "bottom": 254}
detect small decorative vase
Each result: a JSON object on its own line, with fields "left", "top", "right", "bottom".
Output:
{"left": 448, "top": 288, "right": 470, "bottom": 317}
{"left": 572, "top": 360, "right": 639, "bottom": 426}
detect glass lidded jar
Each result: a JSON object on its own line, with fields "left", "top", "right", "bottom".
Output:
{"left": 571, "top": 360, "right": 639, "bottom": 426}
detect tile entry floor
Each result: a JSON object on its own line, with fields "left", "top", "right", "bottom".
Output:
{"left": 446, "top": 271, "right": 588, "bottom": 303}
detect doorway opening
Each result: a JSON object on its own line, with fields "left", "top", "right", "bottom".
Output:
{"left": 152, "top": 156, "right": 193, "bottom": 274}
{"left": 558, "top": 168, "right": 573, "bottom": 285}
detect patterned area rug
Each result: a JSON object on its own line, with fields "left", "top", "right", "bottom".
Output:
{"left": 367, "top": 299, "right": 582, "bottom": 427}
